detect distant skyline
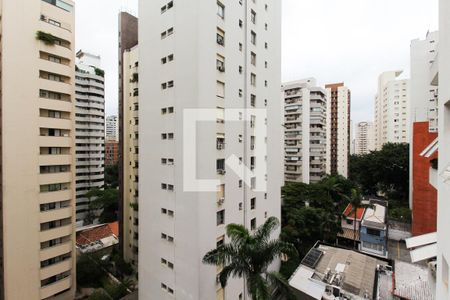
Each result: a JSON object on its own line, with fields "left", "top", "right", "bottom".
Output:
{"left": 76, "top": 0, "right": 438, "bottom": 124}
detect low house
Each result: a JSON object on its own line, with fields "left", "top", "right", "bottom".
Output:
{"left": 360, "top": 203, "right": 388, "bottom": 258}
{"left": 337, "top": 204, "right": 365, "bottom": 247}
{"left": 76, "top": 221, "right": 119, "bottom": 254}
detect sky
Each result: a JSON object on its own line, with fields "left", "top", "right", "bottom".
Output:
{"left": 76, "top": 0, "right": 438, "bottom": 124}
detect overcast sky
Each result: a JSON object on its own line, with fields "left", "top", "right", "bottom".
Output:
{"left": 76, "top": 0, "right": 438, "bottom": 124}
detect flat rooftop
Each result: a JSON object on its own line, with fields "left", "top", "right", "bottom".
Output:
{"left": 289, "top": 244, "right": 389, "bottom": 299}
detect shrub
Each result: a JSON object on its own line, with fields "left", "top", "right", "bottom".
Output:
{"left": 95, "top": 68, "right": 105, "bottom": 77}
{"left": 88, "top": 289, "right": 112, "bottom": 300}
{"left": 76, "top": 254, "right": 106, "bottom": 287}
{"left": 36, "top": 31, "right": 57, "bottom": 45}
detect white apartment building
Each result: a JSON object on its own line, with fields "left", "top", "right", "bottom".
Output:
{"left": 75, "top": 51, "right": 105, "bottom": 225}
{"left": 411, "top": 31, "right": 439, "bottom": 133}
{"left": 122, "top": 45, "right": 139, "bottom": 266}
{"left": 325, "top": 83, "right": 351, "bottom": 178}
{"left": 436, "top": 0, "right": 450, "bottom": 298}
{"left": 283, "top": 78, "right": 327, "bottom": 184}
{"left": 0, "top": 0, "right": 76, "bottom": 298}
{"left": 139, "top": 1, "right": 282, "bottom": 299}
{"left": 106, "top": 115, "right": 119, "bottom": 141}
{"left": 374, "top": 71, "right": 410, "bottom": 150}
{"left": 355, "top": 121, "right": 375, "bottom": 155}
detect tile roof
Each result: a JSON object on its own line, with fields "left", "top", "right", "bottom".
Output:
{"left": 343, "top": 203, "right": 365, "bottom": 220}
{"left": 76, "top": 222, "right": 119, "bottom": 246}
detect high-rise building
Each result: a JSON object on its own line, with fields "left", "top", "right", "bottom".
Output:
{"left": 0, "top": 0, "right": 76, "bottom": 298}
{"left": 374, "top": 71, "right": 410, "bottom": 149}
{"left": 118, "top": 11, "right": 138, "bottom": 258}
{"left": 283, "top": 78, "right": 327, "bottom": 184}
{"left": 436, "top": 0, "right": 450, "bottom": 298}
{"left": 105, "top": 140, "right": 119, "bottom": 166}
{"left": 409, "top": 32, "right": 439, "bottom": 236}
{"left": 105, "top": 115, "right": 119, "bottom": 141}
{"left": 139, "top": 1, "right": 282, "bottom": 299}
{"left": 354, "top": 121, "right": 375, "bottom": 155}
{"left": 75, "top": 51, "right": 105, "bottom": 225}
{"left": 122, "top": 45, "right": 139, "bottom": 266}
{"left": 325, "top": 83, "right": 351, "bottom": 178}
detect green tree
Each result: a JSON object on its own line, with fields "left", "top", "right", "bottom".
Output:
{"left": 88, "top": 290, "right": 112, "bottom": 300}
{"left": 77, "top": 254, "right": 106, "bottom": 288}
{"left": 105, "top": 164, "right": 119, "bottom": 189}
{"left": 87, "top": 188, "right": 119, "bottom": 223}
{"left": 349, "top": 143, "right": 409, "bottom": 203}
{"left": 203, "top": 217, "right": 297, "bottom": 300}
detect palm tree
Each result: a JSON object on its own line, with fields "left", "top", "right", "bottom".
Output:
{"left": 202, "top": 217, "right": 297, "bottom": 300}
{"left": 344, "top": 188, "right": 363, "bottom": 250}
{"left": 320, "top": 175, "right": 344, "bottom": 204}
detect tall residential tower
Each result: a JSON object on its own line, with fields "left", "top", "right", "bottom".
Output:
{"left": 374, "top": 71, "right": 410, "bottom": 149}
{"left": 75, "top": 51, "right": 105, "bottom": 225}
{"left": 139, "top": 0, "right": 282, "bottom": 299}
{"left": 354, "top": 121, "right": 375, "bottom": 155}
{"left": 0, "top": 0, "right": 76, "bottom": 298}
{"left": 325, "top": 83, "right": 351, "bottom": 178}
{"left": 283, "top": 79, "right": 327, "bottom": 184}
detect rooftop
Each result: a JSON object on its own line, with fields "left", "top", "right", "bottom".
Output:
{"left": 392, "top": 260, "right": 435, "bottom": 300}
{"left": 343, "top": 203, "right": 365, "bottom": 220}
{"left": 76, "top": 222, "right": 119, "bottom": 253}
{"left": 289, "top": 244, "right": 389, "bottom": 299}
{"left": 362, "top": 204, "right": 386, "bottom": 229}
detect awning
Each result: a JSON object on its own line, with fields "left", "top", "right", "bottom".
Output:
{"left": 405, "top": 232, "right": 437, "bottom": 249}
{"left": 409, "top": 243, "right": 437, "bottom": 263}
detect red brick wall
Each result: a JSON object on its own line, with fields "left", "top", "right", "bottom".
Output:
{"left": 412, "top": 122, "right": 438, "bottom": 236}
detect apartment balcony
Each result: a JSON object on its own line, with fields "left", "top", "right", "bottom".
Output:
{"left": 40, "top": 242, "right": 73, "bottom": 262}
{"left": 38, "top": 42, "right": 72, "bottom": 63}
{"left": 39, "top": 172, "right": 71, "bottom": 186}
{"left": 39, "top": 78, "right": 72, "bottom": 97}
{"left": 39, "top": 136, "right": 72, "bottom": 148}
{"left": 39, "top": 116, "right": 72, "bottom": 130}
{"left": 40, "top": 207, "right": 72, "bottom": 224}
{"left": 39, "top": 154, "right": 72, "bottom": 166}
{"left": 39, "top": 190, "right": 72, "bottom": 206}
{"left": 38, "top": 18, "right": 72, "bottom": 43}
{"left": 40, "top": 258, "right": 72, "bottom": 281}
{"left": 40, "top": 225, "right": 73, "bottom": 243}
{"left": 38, "top": 98, "right": 72, "bottom": 113}
{"left": 40, "top": 275, "right": 72, "bottom": 300}
{"left": 285, "top": 168, "right": 301, "bottom": 175}
{"left": 38, "top": 60, "right": 72, "bottom": 79}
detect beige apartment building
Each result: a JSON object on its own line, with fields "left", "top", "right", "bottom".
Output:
{"left": 122, "top": 45, "right": 139, "bottom": 266}
{"left": 0, "top": 0, "right": 76, "bottom": 299}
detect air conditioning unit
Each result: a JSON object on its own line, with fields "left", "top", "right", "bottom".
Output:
{"left": 217, "top": 143, "right": 225, "bottom": 150}
{"left": 217, "top": 169, "right": 226, "bottom": 175}
{"left": 217, "top": 36, "right": 225, "bottom": 46}
{"left": 217, "top": 197, "right": 225, "bottom": 205}
{"left": 217, "top": 66, "right": 225, "bottom": 72}
{"left": 250, "top": 145, "right": 255, "bottom": 150}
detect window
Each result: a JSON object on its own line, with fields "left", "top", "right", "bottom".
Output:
{"left": 239, "top": 180, "right": 243, "bottom": 188}
{"left": 251, "top": 73, "right": 256, "bottom": 86}
{"left": 251, "top": 94, "right": 256, "bottom": 107}
{"left": 217, "top": 1, "right": 225, "bottom": 18}
{"left": 216, "top": 54, "right": 225, "bottom": 72}
{"left": 217, "top": 28, "right": 225, "bottom": 46}
{"left": 216, "top": 159, "right": 225, "bottom": 174}
{"left": 217, "top": 210, "right": 225, "bottom": 225}
{"left": 239, "top": 66, "right": 243, "bottom": 74}
{"left": 251, "top": 52, "right": 256, "bottom": 66}
{"left": 367, "top": 228, "right": 381, "bottom": 237}
{"left": 251, "top": 218, "right": 256, "bottom": 230}
{"left": 239, "top": 20, "right": 243, "bottom": 28}
{"left": 251, "top": 10, "right": 256, "bottom": 24}
{"left": 42, "top": 0, "right": 73, "bottom": 12}
{"left": 251, "top": 198, "right": 256, "bottom": 210}
{"left": 217, "top": 81, "right": 225, "bottom": 98}
{"left": 251, "top": 31, "right": 256, "bottom": 45}
{"left": 239, "top": 43, "right": 243, "bottom": 51}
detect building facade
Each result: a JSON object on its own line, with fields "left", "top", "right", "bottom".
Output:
{"left": 374, "top": 71, "right": 410, "bottom": 150}
{"left": 139, "top": 0, "right": 282, "bottom": 299}
{"left": 354, "top": 121, "right": 375, "bottom": 155}
{"left": 0, "top": 0, "right": 76, "bottom": 298}
{"left": 105, "top": 115, "right": 119, "bottom": 142}
{"left": 360, "top": 203, "right": 388, "bottom": 258}
{"left": 325, "top": 83, "right": 350, "bottom": 178}
{"left": 105, "top": 140, "right": 119, "bottom": 166}
{"left": 118, "top": 11, "right": 138, "bottom": 258}
{"left": 122, "top": 45, "right": 139, "bottom": 266}
{"left": 283, "top": 78, "right": 327, "bottom": 184}
{"left": 75, "top": 51, "right": 105, "bottom": 225}
{"left": 409, "top": 32, "right": 439, "bottom": 236}
{"left": 436, "top": 0, "right": 450, "bottom": 298}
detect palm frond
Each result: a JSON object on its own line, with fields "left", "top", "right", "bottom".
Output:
{"left": 266, "top": 271, "right": 295, "bottom": 300}
{"left": 202, "top": 244, "right": 238, "bottom": 266}
{"left": 254, "top": 217, "right": 280, "bottom": 243}
{"left": 247, "top": 274, "right": 270, "bottom": 300}
{"left": 226, "top": 223, "right": 250, "bottom": 246}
